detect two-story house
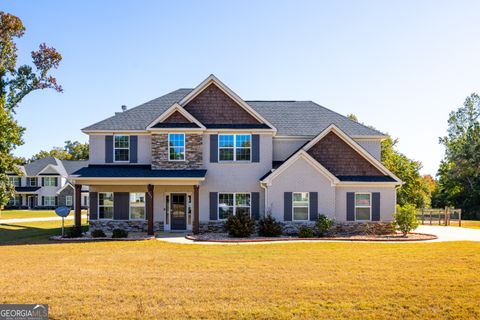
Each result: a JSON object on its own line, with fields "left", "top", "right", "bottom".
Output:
{"left": 70, "top": 75, "right": 401, "bottom": 235}
{"left": 6, "top": 157, "right": 89, "bottom": 210}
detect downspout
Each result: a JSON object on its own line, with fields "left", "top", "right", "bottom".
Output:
{"left": 260, "top": 182, "right": 268, "bottom": 217}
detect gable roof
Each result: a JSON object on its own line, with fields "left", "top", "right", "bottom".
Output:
{"left": 82, "top": 76, "right": 386, "bottom": 137}
{"left": 15, "top": 157, "right": 88, "bottom": 177}
{"left": 23, "top": 157, "right": 62, "bottom": 176}
{"left": 146, "top": 103, "right": 206, "bottom": 130}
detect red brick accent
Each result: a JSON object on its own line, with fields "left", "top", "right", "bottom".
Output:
{"left": 307, "top": 132, "right": 384, "bottom": 176}
{"left": 184, "top": 84, "right": 261, "bottom": 124}
{"left": 162, "top": 111, "right": 191, "bottom": 124}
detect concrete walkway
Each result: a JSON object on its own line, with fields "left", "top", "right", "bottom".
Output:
{"left": 155, "top": 226, "right": 480, "bottom": 245}
{"left": 0, "top": 215, "right": 87, "bottom": 224}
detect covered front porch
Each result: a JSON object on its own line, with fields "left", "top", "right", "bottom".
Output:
{"left": 70, "top": 166, "right": 206, "bottom": 235}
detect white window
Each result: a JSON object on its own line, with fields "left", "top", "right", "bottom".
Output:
{"left": 355, "top": 193, "right": 371, "bottom": 221}
{"left": 130, "top": 192, "right": 145, "bottom": 220}
{"left": 27, "top": 177, "right": 37, "bottom": 186}
{"left": 66, "top": 195, "right": 73, "bottom": 206}
{"left": 9, "top": 176, "right": 21, "bottom": 187}
{"left": 168, "top": 133, "right": 185, "bottom": 161}
{"left": 293, "top": 192, "right": 309, "bottom": 221}
{"left": 218, "top": 134, "right": 251, "bottom": 161}
{"left": 44, "top": 196, "right": 56, "bottom": 207}
{"left": 43, "top": 177, "right": 57, "bottom": 187}
{"left": 98, "top": 192, "right": 114, "bottom": 219}
{"left": 218, "top": 193, "right": 251, "bottom": 220}
{"left": 83, "top": 195, "right": 88, "bottom": 206}
{"left": 114, "top": 135, "right": 129, "bottom": 162}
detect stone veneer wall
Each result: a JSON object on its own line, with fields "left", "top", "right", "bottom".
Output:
{"left": 89, "top": 220, "right": 164, "bottom": 233}
{"left": 57, "top": 186, "right": 74, "bottom": 208}
{"left": 199, "top": 221, "right": 395, "bottom": 236}
{"left": 151, "top": 133, "right": 203, "bottom": 169}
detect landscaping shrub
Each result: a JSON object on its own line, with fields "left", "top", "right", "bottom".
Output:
{"left": 91, "top": 229, "right": 106, "bottom": 238}
{"left": 394, "top": 204, "right": 419, "bottom": 236}
{"left": 258, "top": 214, "right": 282, "bottom": 237}
{"left": 298, "top": 226, "right": 314, "bottom": 238}
{"left": 112, "top": 228, "right": 128, "bottom": 238}
{"left": 314, "top": 214, "right": 335, "bottom": 237}
{"left": 224, "top": 211, "right": 255, "bottom": 237}
{"left": 66, "top": 226, "right": 83, "bottom": 238}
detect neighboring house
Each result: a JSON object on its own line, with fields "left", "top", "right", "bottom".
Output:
{"left": 70, "top": 75, "right": 401, "bottom": 235}
{"left": 6, "top": 157, "right": 89, "bottom": 209}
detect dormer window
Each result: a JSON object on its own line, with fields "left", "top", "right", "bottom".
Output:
{"left": 114, "top": 135, "right": 129, "bottom": 162}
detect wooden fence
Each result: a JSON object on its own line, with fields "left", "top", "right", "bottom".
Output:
{"left": 416, "top": 208, "right": 462, "bottom": 226}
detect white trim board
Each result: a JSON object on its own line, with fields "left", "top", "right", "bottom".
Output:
{"left": 145, "top": 103, "right": 206, "bottom": 130}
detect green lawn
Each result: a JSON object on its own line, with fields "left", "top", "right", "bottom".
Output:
{"left": 0, "top": 209, "right": 76, "bottom": 220}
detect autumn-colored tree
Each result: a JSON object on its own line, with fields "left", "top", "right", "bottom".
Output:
{"left": 0, "top": 12, "right": 62, "bottom": 208}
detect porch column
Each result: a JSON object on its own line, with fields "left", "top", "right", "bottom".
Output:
{"left": 74, "top": 184, "right": 82, "bottom": 228}
{"left": 193, "top": 185, "right": 200, "bottom": 234}
{"left": 147, "top": 184, "right": 154, "bottom": 235}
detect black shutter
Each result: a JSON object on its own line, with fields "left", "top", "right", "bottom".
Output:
{"left": 347, "top": 192, "right": 355, "bottom": 221}
{"left": 105, "top": 136, "right": 113, "bottom": 163}
{"left": 209, "top": 192, "right": 218, "bottom": 220}
{"left": 210, "top": 135, "right": 218, "bottom": 163}
{"left": 251, "top": 192, "right": 260, "bottom": 220}
{"left": 41, "top": 177, "right": 45, "bottom": 186}
{"left": 309, "top": 192, "right": 318, "bottom": 221}
{"left": 41, "top": 196, "right": 44, "bottom": 206}
{"left": 89, "top": 192, "right": 98, "bottom": 220}
{"left": 284, "top": 192, "right": 292, "bottom": 221}
{"left": 54, "top": 177, "right": 58, "bottom": 187}
{"left": 130, "top": 135, "right": 138, "bottom": 163}
{"left": 55, "top": 196, "right": 58, "bottom": 207}
{"left": 113, "top": 192, "right": 129, "bottom": 220}
{"left": 372, "top": 192, "right": 381, "bottom": 221}
{"left": 252, "top": 134, "right": 260, "bottom": 163}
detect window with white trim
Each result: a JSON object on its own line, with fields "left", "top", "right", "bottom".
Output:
{"left": 43, "top": 177, "right": 57, "bottom": 187}
{"left": 293, "top": 192, "right": 309, "bottom": 221}
{"left": 27, "top": 177, "right": 37, "bottom": 186}
{"left": 66, "top": 195, "right": 73, "bottom": 206}
{"left": 44, "top": 196, "right": 56, "bottom": 207}
{"left": 98, "top": 192, "right": 114, "bottom": 219}
{"left": 114, "top": 135, "right": 129, "bottom": 162}
{"left": 8, "top": 195, "right": 21, "bottom": 206}
{"left": 130, "top": 192, "right": 145, "bottom": 220}
{"left": 218, "top": 193, "right": 251, "bottom": 220}
{"left": 355, "top": 193, "right": 371, "bottom": 221}
{"left": 168, "top": 133, "right": 185, "bottom": 161}
{"left": 218, "top": 134, "right": 251, "bottom": 161}
{"left": 9, "top": 176, "right": 21, "bottom": 187}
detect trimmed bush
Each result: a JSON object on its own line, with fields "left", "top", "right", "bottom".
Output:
{"left": 394, "top": 204, "right": 419, "bottom": 236}
{"left": 91, "top": 229, "right": 106, "bottom": 238}
{"left": 314, "top": 214, "right": 335, "bottom": 237}
{"left": 258, "top": 214, "right": 282, "bottom": 237}
{"left": 112, "top": 228, "right": 128, "bottom": 238}
{"left": 298, "top": 226, "right": 314, "bottom": 238}
{"left": 66, "top": 226, "right": 83, "bottom": 238}
{"left": 224, "top": 211, "right": 255, "bottom": 238}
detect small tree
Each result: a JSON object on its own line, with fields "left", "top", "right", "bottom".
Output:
{"left": 314, "top": 214, "right": 335, "bottom": 237}
{"left": 224, "top": 212, "right": 255, "bottom": 238}
{"left": 258, "top": 214, "right": 282, "bottom": 237}
{"left": 393, "top": 204, "right": 419, "bottom": 237}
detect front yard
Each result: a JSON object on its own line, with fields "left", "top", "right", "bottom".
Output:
{"left": 0, "top": 240, "right": 479, "bottom": 319}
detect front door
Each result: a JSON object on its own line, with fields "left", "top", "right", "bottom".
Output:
{"left": 28, "top": 196, "right": 35, "bottom": 209}
{"left": 171, "top": 193, "right": 187, "bottom": 231}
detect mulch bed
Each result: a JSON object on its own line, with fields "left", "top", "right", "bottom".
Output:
{"left": 49, "top": 235, "right": 156, "bottom": 242}
{"left": 186, "top": 232, "right": 437, "bottom": 243}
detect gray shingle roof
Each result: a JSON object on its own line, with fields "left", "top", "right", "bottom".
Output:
{"left": 72, "top": 165, "right": 207, "bottom": 178}
{"left": 82, "top": 89, "right": 385, "bottom": 137}
{"left": 19, "top": 157, "right": 88, "bottom": 177}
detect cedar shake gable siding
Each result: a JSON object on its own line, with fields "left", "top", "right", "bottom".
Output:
{"left": 183, "top": 84, "right": 261, "bottom": 125}
{"left": 162, "top": 111, "right": 192, "bottom": 124}
{"left": 307, "top": 132, "right": 384, "bottom": 176}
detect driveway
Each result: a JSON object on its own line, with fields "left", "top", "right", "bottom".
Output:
{"left": 415, "top": 225, "right": 480, "bottom": 242}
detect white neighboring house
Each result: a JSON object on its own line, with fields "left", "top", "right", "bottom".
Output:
{"left": 6, "top": 157, "right": 89, "bottom": 209}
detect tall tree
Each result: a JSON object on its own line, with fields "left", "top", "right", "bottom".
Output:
{"left": 0, "top": 12, "right": 62, "bottom": 208}
{"left": 29, "top": 140, "right": 89, "bottom": 162}
{"left": 435, "top": 93, "right": 480, "bottom": 219}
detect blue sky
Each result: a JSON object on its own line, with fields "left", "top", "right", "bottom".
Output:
{"left": 3, "top": 0, "right": 480, "bottom": 175}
